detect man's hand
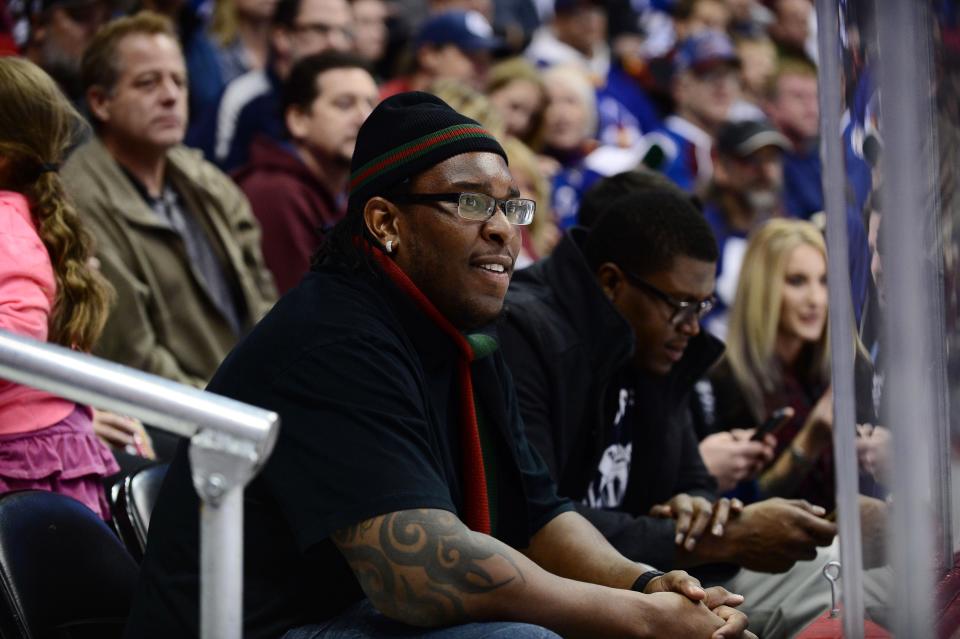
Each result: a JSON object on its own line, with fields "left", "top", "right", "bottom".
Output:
{"left": 650, "top": 493, "right": 744, "bottom": 551}
{"left": 692, "top": 498, "right": 837, "bottom": 573}
{"left": 699, "top": 430, "right": 777, "bottom": 492}
{"left": 639, "top": 591, "right": 755, "bottom": 639}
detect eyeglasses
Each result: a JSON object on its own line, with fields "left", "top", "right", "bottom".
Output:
{"left": 390, "top": 192, "right": 536, "bottom": 226}
{"left": 621, "top": 270, "right": 716, "bottom": 327}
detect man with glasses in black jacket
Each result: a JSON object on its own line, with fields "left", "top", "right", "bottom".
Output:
{"left": 500, "top": 184, "right": 843, "bottom": 638}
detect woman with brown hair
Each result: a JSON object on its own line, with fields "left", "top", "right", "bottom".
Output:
{"left": 0, "top": 57, "right": 125, "bottom": 519}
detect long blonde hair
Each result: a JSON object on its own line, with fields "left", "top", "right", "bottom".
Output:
{"left": 0, "top": 57, "right": 113, "bottom": 352}
{"left": 726, "top": 219, "right": 830, "bottom": 421}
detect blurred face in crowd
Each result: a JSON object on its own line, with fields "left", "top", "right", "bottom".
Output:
{"left": 778, "top": 242, "right": 828, "bottom": 344}
{"left": 236, "top": 0, "right": 279, "bottom": 21}
{"left": 553, "top": 4, "right": 607, "bottom": 56}
{"left": 351, "top": 0, "right": 389, "bottom": 63}
{"left": 382, "top": 152, "right": 521, "bottom": 329}
{"left": 677, "top": 0, "right": 730, "bottom": 39}
{"left": 287, "top": 67, "right": 379, "bottom": 167}
{"left": 737, "top": 39, "right": 776, "bottom": 98}
{"left": 543, "top": 78, "right": 592, "bottom": 152}
{"left": 723, "top": 0, "right": 755, "bottom": 22}
{"left": 674, "top": 65, "right": 740, "bottom": 131}
{"left": 88, "top": 32, "right": 188, "bottom": 153}
{"left": 767, "top": 72, "right": 819, "bottom": 142}
{"left": 30, "top": 0, "right": 110, "bottom": 97}
{"left": 420, "top": 45, "right": 490, "bottom": 88}
{"left": 275, "top": 0, "right": 354, "bottom": 70}
{"left": 715, "top": 145, "right": 784, "bottom": 214}
{"left": 609, "top": 255, "right": 716, "bottom": 375}
{"left": 771, "top": 0, "right": 811, "bottom": 48}
{"left": 489, "top": 79, "right": 543, "bottom": 139}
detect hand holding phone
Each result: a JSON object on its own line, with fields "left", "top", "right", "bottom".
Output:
{"left": 750, "top": 407, "right": 795, "bottom": 442}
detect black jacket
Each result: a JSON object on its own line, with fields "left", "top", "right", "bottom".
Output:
{"left": 500, "top": 230, "right": 729, "bottom": 573}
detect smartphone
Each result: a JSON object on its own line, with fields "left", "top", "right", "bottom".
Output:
{"left": 750, "top": 407, "right": 793, "bottom": 441}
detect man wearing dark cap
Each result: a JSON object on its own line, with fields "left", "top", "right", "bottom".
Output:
{"left": 378, "top": 10, "right": 500, "bottom": 98}
{"left": 644, "top": 29, "right": 742, "bottom": 193}
{"left": 700, "top": 119, "right": 790, "bottom": 340}
{"left": 124, "top": 92, "right": 755, "bottom": 639}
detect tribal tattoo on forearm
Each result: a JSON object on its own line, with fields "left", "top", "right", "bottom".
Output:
{"left": 333, "top": 509, "right": 525, "bottom": 625}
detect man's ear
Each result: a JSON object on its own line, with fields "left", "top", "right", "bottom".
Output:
{"left": 86, "top": 85, "right": 111, "bottom": 125}
{"left": 285, "top": 106, "right": 308, "bottom": 141}
{"left": 363, "top": 196, "right": 402, "bottom": 247}
{"left": 595, "top": 262, "right": 627, "bottom": 303}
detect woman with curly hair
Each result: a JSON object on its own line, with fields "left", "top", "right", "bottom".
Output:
{"left": 0, "top": 57, "right": 123, "bottom": 519}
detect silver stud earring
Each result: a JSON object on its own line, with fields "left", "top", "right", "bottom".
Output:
{"left": 385, "top": 240, "right": 394, "bottom": 254}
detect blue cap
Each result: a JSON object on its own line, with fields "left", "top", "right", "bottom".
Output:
{"left": 674, "top": 30, "right": 740, "bottom": 75}
{"left": 415, "top": 10, "right": 502, "bottom": 52}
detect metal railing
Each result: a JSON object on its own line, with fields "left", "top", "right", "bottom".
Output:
{"left": 0, "top": 329, "right": 280, "bottom": 639}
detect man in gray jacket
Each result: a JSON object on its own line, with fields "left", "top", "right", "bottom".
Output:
{"left": 63, "top": 11, "right": 277, "bottom": 388}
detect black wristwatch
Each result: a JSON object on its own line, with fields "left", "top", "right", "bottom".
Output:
{"left": 630, "top": 570, "right": 665, "bottom": 593}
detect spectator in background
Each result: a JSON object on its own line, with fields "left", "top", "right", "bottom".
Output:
{"left": 198, "top": 0, "right": 354, "bottom": 170}
{"left": 0, "top": 57, "right": 118, "bottom": 519}
{"left": 538, "top": 63, "right": 599, "bottom": 228}
{"left": 486, "top": 57, "right": 547, "bottom": 147}
{"left": 767, "top": 0, "right": 815, "bottom": 63}
{"left": 728, "top": 35, "right": 777, "bottom": 121}
{"left": 234, "top": 52, "right": 378, "bottom": 293}
{"left": 502, "top": 136, "right": 559, "bottom": 267}
{"left": 673, "top": 0, "right": 730, "bottom": 41}
{"left": 13, "top": 0, "right": 111, "bottom": 107}
{"left": 62, "top": 12, "right": 276, "bottom": 386}
{"left": 647, "top": 30, "right": 741, "bottom": 194}
{"left": 379, "top": 10, "right": 500, "bottom": 97}
{"left": 763, "top": 56, "right": 821, "bottom": 219}
{"left": 702, "top": 119, "right": 790, "bottom": 339}
{"left": 697, "top": 219, "right": 878, "bottom": 510}
{"left": 209, "top": 0, "right": 277, "bottom": 80}
{"left": 350, "top": 0, "right": 389, "bottom": 69}
{"left": 725, "top": 0, "right": 772, "bottom": 38}
{"left": 525, "top": 0, "right": 609, "bottom": 80}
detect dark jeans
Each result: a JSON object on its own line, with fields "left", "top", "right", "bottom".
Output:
{"left": 283, "top": 599, "right": 560, "bottom": 639}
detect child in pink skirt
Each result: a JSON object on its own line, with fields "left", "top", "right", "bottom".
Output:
{"left": 0, "top": 58, "right": 118, "bottom": 520}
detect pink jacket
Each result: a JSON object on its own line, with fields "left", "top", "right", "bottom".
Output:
{"left": 0, "top": 191, "right": 75, "bottom": 434}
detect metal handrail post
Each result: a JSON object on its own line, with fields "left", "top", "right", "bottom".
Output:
{"left": 0, "top": 329, "right": 279, "bottom": 639}
{"left": 876, "top": 0, "right": 940, "bottom": 636}
{"left": 814, "top": 1, "right": 865, "bottom": 635}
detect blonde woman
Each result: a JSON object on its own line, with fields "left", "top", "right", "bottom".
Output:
{"left": 699, "top": 218, "right": 877, "bottom": 509}
{"left": 501, "top": 136, "right": 559, "bottom": 267}
{"left": 0, "top": 58, "right": 125, "bottom": 518}
{"left": 486, "top": 57, "right": 547, "bottom": 147}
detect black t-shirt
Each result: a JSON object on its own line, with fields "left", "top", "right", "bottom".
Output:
{"left": 584, "top": 368, "right": 636, "bottom": 510}
{"left": 123, "top": 266, "right": 570, "bottom": 639}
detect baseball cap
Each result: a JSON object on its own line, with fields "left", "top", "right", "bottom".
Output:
{"left": 415, "top": 10, "right": 501, "bottom": 52}
{"left": 674, "top": 30, "right": 740, "bottom": 75}
{"left": 717, "top": 120, "right": 791, "bottom": 157}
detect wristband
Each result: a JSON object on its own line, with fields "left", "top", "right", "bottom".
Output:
{"left": 630, "top": 570, "right": 665, "bottom": 593}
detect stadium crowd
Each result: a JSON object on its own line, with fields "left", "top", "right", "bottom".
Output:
{"left": 0, "top": 0, "right": 898, "bottom": 636}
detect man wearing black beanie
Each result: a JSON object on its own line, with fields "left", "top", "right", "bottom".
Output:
{"left": 125, "top": 92, "right": 755, "bottom": 639}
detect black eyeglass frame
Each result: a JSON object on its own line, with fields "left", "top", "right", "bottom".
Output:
{"left": 390, "top": 192, "right": 536, "bottom": 226}
{"left": 620, "top": 270, "right": 716, "bottom": 327}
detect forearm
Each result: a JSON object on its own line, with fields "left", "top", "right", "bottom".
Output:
{"left": 332, "top": 509, "right": 657, "bottom": 638}
{"left": 758, "top": 427, "right": 825, "bottom": 498}
{"left": 524, "top": 511, "right": 654, "bottom": 588}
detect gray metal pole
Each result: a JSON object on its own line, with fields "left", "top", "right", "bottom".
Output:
{"left": 200, "top": 487, "right": 245, "bottom": 639}
{"left": 876, "top": 0, "right": 939, "bottom": 636}
{"left": 814, "top": 1, "right": 865, "bottom": 636}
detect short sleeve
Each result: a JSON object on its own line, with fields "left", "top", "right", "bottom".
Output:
{"left": 258, "top": 334, "right": 457, "bottom": 552}
{"left": 0, "top": 200, "right": 54, "bottom": 341}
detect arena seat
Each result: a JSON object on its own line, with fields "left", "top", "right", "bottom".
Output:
{"left": 0, "top": 490, "right": 138, "bottom": 639}
{"left": 111, "top": 464, "right": 169, "bottom": 563}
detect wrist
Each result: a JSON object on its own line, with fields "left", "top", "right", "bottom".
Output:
{"left": 632, "top": 570, "right": 665, "bottom": 594}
